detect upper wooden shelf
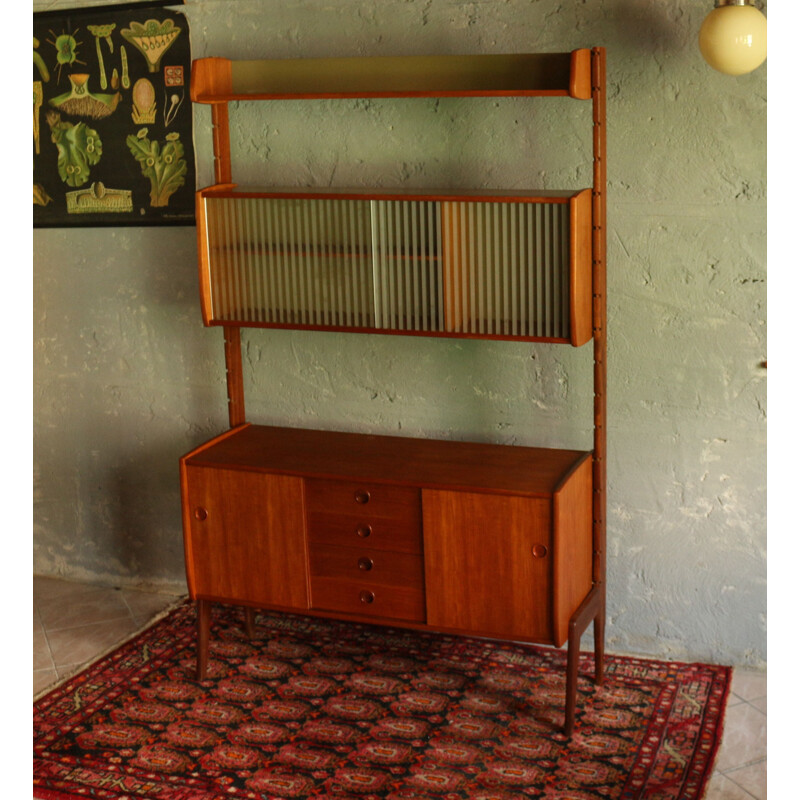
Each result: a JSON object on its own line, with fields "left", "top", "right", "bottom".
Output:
{"left": 190, "top": 50, "right": 592, "bottom": 102}
{"left": 200, "top": 184, "right": 583, "bottom": 202}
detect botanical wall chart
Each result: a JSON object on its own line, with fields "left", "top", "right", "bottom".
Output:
{"left": 33, "top": 1, "right": 194, "bottom": 227}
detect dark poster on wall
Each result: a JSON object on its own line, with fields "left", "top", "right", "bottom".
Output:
{"left": 33, "top": 1, "right": 194, "bottom": 227}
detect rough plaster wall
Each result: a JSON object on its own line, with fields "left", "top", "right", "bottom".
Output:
{"left": 32, "top": 0, "right": 766, "bottom": 666}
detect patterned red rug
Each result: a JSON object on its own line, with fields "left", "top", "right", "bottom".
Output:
{"left": 34, "top": 601, "right": 730, "bottom": 799}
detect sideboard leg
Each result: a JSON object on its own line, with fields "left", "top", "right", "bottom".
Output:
{"left": 565, "top": 625, "right": 580, "bottom": 738}
{"left": 594, "top": 599, "right": 606, "bottom": 685}
{"left": 564, "top": 585, "right": 604, "bottom": 737}
{"left": 196, "top": 599, "right": 211, "bottom": 681}
{"left": 244, "top": 606, "right": 256, "bottom": 639}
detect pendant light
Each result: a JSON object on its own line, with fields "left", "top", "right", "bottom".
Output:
{"left": 699, "top": 0, "right": 767, "bottom": 75}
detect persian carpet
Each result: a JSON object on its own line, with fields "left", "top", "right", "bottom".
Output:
{"left": 34, "top": 601, "right": 730, "bottom": 800}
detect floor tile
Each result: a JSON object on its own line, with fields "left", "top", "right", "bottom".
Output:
{"left": 34, "top": 668, "right": 59, "bottom": 697}
{"left": 725, "top": 760, "right": 767, "bottom": 800}
{"left": 34, "top": 575, "right": 99, "bottom": 603}
{"left": 37, "top": 585, "right": 132, "bottom": 631}
{"left": 714, "top": 700, "right": 767, "bottom": 772}
{"left": 705, "top": 771, "right": 762, "bottom": 800}
{"left": 33, "top": 576, "right": 181, "bottom": 699}
{"left": 729, "top": 669, "right": 767, "bottom": 703}
{"left": 120, "top": 587, "right": 180, "bottom": 624}
{"left": 45, "top": 617, "right": 143, "bottom": 672}
{"left": 749, "top": 695, "right": 766, "bottom": 714}
{"left": 33, "top": 627, "right": 54, "bottom": 672}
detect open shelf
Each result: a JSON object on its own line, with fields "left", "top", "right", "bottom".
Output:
{"left": 197, "top": 185, "right": 592, "bottom": 345}
{"left": 190, "top": 50, "right": 592, "bottom": 102}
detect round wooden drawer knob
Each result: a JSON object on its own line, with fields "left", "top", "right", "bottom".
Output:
{"left": 359, "top": 590, "right": 375, "bottom": 604}
{"left": 354, "top": 490, "right": 371, "bottom": 505}
{"left": 532, "top": 543, "right": 548, "bottom": 558}
{"left": 194, "top": 507, "right": 208, "bottom": 521}
{"left": 358, "top": 557, "right": 374, "bottom": 571}
{"left": 356, "top": 524, "right": 372, "bottom": 538}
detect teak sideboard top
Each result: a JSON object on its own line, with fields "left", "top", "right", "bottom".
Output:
{"left": 184, "top": 423, "right": 591, "bottom": 498}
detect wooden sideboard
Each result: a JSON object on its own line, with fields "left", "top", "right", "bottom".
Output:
{"left": 182, "top": 422, "right": 592, "bottom": 636}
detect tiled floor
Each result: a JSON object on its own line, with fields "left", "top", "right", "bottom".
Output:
{"left": 33, "top": 576, "right": 767, "bottom": 798}
{"left": 705, "top": 669, "right": 767, "bottom": 799}
{"left": 33, "top": 575, "right": 183, "bottom": 697}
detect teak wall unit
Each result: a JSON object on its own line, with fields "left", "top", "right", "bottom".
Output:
{"left": 182, "top": 48, "right": 607, "bottom": 737}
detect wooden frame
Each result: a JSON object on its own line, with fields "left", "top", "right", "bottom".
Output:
{"left": 185, "top": 48, "right": 607, "bottom": 738}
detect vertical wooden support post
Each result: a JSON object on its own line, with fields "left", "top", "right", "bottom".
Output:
{"left": 591, "top": 47, "right": 607, "bottom": 683}
{"left": 209, "top": 100, "right": 246, "bottom": 429}
{"left": 211, "top": 103, "right": 232, "bottom": 185}
{"left": 224, "top": 327, "right": 246, "bottom": 427}
{"left": 562, "top": 48, "right": 607, "bottom": 740}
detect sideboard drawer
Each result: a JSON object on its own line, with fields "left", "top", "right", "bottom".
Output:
{"left": 309, "top": 544, "right": 424, "bottom": 589}
{"left": 305, "top": 478, "right": 421, "bottom": 521}
{"left": 310, "top": 577, "right": 426, "bottom": 623}
{"left": 306, "top": 478, "right": 422, "bottom": 554}
{"left": 307, "top": 513, "right": 422, "bottom": 554}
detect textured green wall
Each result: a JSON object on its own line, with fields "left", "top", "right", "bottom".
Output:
{"left": 33, "top": 0, "right": 767, "bottom": 666}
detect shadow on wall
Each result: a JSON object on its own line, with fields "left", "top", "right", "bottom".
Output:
{"left": 608, "top": 1, "right": 690, "bottom": 53}
{"left": 110, "top": 436, "right": 190, "bottom": 588}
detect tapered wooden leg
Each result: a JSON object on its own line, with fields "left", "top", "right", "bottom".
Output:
{"left": 244, "top": 607, "right": 256, "bottom": 639}
{"left": 565, "top": 624, "right": 581, "bottom": 738}
{"left": 196, "top": 599, "right": 211, "bottom": 681}
{"left": 564, "top": 585, "right": 604, "bottom": 737}
{"left": 594, "top": 602, "right": 606, "bottom": 685}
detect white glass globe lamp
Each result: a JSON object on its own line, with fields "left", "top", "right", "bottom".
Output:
{"left": 699, "top": 0, "right": 767, "bottom": 76}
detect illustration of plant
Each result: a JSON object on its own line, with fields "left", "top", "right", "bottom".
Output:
{"left": 46, "top": 110, "right": 102, "bottom": 187}
{"left": 33, "top": 37, "right": 50, "bottom": 82}
{"left": 34, "top": 81, "right": 44, "bottom": 154}
{"left": 49, "top": 74, "right": 121, "bottom": 120}
{"left": 87, "top": 24, "right": 116, "bottom": 90}
{"left": 126, "top": 129, "right": 187, "bottom": 207}
{"left": 120, "top": 19, "right": 181, "bottom": 73}
{"left": 46, "top": 28, "right": 85, "bottom": 83}
{"left": 34, "top": 183, "right": 52, "bottom": 206}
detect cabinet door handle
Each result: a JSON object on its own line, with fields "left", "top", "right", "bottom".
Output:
{"left": 356, "top": 524, "right": 372, "bottom": 538}
{"left": 359, "top": 590, "right": 375, "bottom": 604}
{"left": 354, "top": 490, "right": 370, "bottom": 505}
{"left": 531, "top": 543, "right": 548, "bottom": 558}
{"left": 358, "top": 557, "right": 374, "bottom": 571}
{"left": 194, "top": 507, "right": 208, "bottom": 521}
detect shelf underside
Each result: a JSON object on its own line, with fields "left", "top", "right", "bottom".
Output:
{"left": 198, "top": 190, "right": 592, "bottom": 345}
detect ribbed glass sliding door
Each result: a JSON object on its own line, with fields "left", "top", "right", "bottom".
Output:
{"left": 440, "top": 200, "right": 570, "bottom": 339}
{"left": 202, "top": 193, "right": 574, "bottom": 340}
{"left": 205, "top": 196, "right": 374, "bottom": 327}
{"left": 371, "top": 200, "right": 443, "bottom": 332}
